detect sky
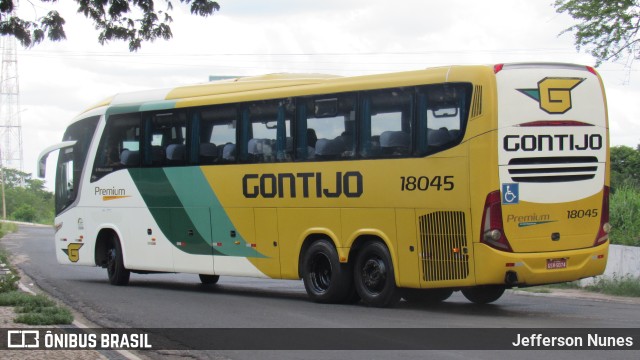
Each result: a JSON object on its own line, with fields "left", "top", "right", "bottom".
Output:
{"left": 5, "top": 0, "right": 640, "bottom": 189}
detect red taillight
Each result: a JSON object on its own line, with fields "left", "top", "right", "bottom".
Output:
{"left": 518, "top": 120, "right": 593, "bottom": 127}
{"left": 480, "top": 190, "right": 513, "bottom": 252}
{"left": 586, "top": 66, "right": 598, "bottom": 76}
{"left": 494, "top": 64, "right": 504, "bottom": 73}
{"left": 594, "top": 186, "right": 611, "bottom": 246}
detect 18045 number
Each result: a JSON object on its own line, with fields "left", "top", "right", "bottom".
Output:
{"left": 567, "top": 209, "right": 598, "bottom": 219}
{"left": 400, "top": 176, "right": 454, "bottom": 191}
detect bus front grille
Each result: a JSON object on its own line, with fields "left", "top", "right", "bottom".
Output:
{"left": 507, "top": 156, "right": 598, "bottom": 183}
{"left": 418, "top": 211, "right": 469, "bottom": 282}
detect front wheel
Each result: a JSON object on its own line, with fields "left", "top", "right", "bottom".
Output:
{"left": 353, "top": 241, "right": 400, "bottom": 307}
{"left": 106, "top": 236, "right": 130, "bottom": 286}
{"left": 301, "top": 239, "right": 353, "bottom": 303}
{"left": 461, "top": 285, "right": 505, "bottom": 304}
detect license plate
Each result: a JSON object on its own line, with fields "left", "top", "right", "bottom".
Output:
{"left": 546, "top": 258, "right": 567, "bottom": 270}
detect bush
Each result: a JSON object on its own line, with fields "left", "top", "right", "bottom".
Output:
{"left": 609, "top": 185, "right": 640, "bottom": 247}
{"left": 0, "top": 247, "right": 19, "bottom": 293}
{"left": 0, "top": 271, "right": 19, "bottom": 293}
{"left": 12, "top": 205, "right": 37, "bottom": 223}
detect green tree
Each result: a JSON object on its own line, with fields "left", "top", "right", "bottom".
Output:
{"left": 609, "top": 145, "right": 640, "bottom": 246}
{"left": 13, "top": 204, "right": 36, "bottom": 222}
{"left": 610, "top": 145, "right": 640, "bottom": 190}
{"left": 0, "top": 0, "right": 220, "bottom": 51}
{"left": 1, "top": 168, "right": 54, "bottom": 224}
{"left": 554, "top": 0, "right": 640, "bottom": 66}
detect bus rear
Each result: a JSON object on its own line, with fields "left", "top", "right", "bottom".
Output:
{"left": 476, "top": 63, "right": 609, "bottom": 287}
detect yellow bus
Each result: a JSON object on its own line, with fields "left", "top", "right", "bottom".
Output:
{"left": 38, "top": 63, "right": 610, "bottom": 307}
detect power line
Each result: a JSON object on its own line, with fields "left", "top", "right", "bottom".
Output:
{"left": 17, "top": 48, "right": 578, "bottom": 58}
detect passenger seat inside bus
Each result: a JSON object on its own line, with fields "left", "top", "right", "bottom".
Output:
{"left": 247, "top": 139, "right": 266, "bottom": 162}
{"left": 315, "top": 137, "right": 346, "bottom": 160}
{"left": 380, "top": 131, "right": 410, "bottom": 156}
{"left": 199, "top": 143, "right": 218, "bottom": 164}
{"left": 428, "top": 128, "right": 452, "bottom": 147}
{"left": 166, "top": 144, "right": 186, "bottom": 164}
{"left": 222, "top": 143, "right": 236, "bottom": 162}
{"left": 120, "top": 149, "right": 140, "bottom": 166}
{"left": 151, "top": 145, "right": 165, "bottom": 165}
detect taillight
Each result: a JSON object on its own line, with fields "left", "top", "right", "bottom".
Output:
{"left": 494, "top": 64, "right": 504, "bottom": 73}
{"left": 594, "top": 186, "right": 611, "bottom": 246}
{"left": 480, "top": 190, "right": 513, "bottom": 252}
{"left": 518, "top": 120, "right": 593, "bottom": 127}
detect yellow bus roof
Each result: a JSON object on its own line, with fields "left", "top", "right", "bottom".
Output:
{"left": 81, "top": 65, "right": 498, "bottom": 115}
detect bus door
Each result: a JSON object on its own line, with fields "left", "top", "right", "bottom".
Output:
{"left": 138, "top": 167, "right": 215, "bottom": 275}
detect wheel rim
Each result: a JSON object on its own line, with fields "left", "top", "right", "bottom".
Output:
{"left": 360, "top": 256, "right": 387, "bottom": 294}
{"left": 309, "top": 253, "right": 332, "bottom": 294}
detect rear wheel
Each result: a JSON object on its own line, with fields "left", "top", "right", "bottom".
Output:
{"left": 106, "top": 235, "right": 130, "bottom": 286}
{"left": 301, "top": 239, "right": 353, "bottom": 303}
{"left": 461, "top": 285, "right": 505, "bottom": 304}
{"left": 403, "top": 288, "right": 453, "bottom": 304}
{"left": 353, "top": 241, "right": 400, "bottom": 307}
{"left": 199, "top": 274, "right": 220, "bottom": 285}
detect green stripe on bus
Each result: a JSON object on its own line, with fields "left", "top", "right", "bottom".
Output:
{"left": 129, "top": 168, "right": 218, "bottom": 255}
{"left": 129, "top": 167, "right": 265, "bottom": 258}
{"left": 163, "top": 167, "right": 265, "bottom": 258}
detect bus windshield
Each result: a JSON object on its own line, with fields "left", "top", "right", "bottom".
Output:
{"left": 55, "top": 116, "right": 99, "bottom": 214}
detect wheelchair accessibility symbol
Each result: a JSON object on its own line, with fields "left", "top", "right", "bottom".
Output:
{"left": 502, "top": 183, "right": 519, "bottom": 204}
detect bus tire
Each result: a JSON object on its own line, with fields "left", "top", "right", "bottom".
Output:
{"left": 353, "top": 241, "right": 400, "bottom": 307}
{"left": 199, "top": 274, "right": 220, "bottom": 285}
{"left": 403, "top": 288, "right": 453, "bottom": 304}
{"left": 461, "top": 285, "right": 505, "bottom": 304}
{"left": 107, "top": 236, "right": 130, "bottom": 286}
{"left": 301, "top": 239, "right": 352, "bottom": 303}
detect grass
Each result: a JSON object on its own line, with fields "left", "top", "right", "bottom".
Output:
{"left": 0, "top": 221, "right": 17, "bottom": 239}
{"left": 0, "top": 224, "right": 74, "bottom": 325}
{"left": 528, "top": 277, "right": 640, "bottom": 298}
{"left": 584, "top": 276, "right": 640, "bottom": 297}
{"left": 0, "top": 291, "right": 73, "bottom": 325}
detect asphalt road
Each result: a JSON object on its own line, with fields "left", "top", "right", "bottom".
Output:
{"left": 3, "top": 224, "right": 639, "bottom": 360}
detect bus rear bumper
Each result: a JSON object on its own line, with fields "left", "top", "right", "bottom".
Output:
{"left": 473, "top": 242, "right": 609, "bottom": 286}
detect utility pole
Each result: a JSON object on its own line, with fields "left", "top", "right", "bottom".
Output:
{"left": 0, "top": 34, "right": 24, "bottom": 171}
{"left": 0, "top": 33, "right": 25, "bottom": 220}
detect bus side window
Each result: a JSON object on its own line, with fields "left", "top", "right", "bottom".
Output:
{"left": 360, "top": 88, "right": 413, "bottom": 158}
{"left": 92, "top": 114, "right": 141, "bottom": 182}
{"left": 245, "top": 100, "right": 292, "bottom": 163}
{"left": 199, "top": 105, "right": 238, "bottom": 164}
{"left": 145, "top": 111, "right": 188, "bottom": 167}
{"left": 301, "top": 94, "right": 356, "bottom": 161}
{"left": 416, "top": 83, "right": 471, "bottom": 155}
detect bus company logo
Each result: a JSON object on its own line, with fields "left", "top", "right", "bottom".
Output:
{"left": 243, "top": 171, "right": 363, "bottom": 199}
{"left": 63, "top": 243, "right": 84, "bottom": 262}
{"left": 518, "top": 77, "right": 585, "bottom": 114}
